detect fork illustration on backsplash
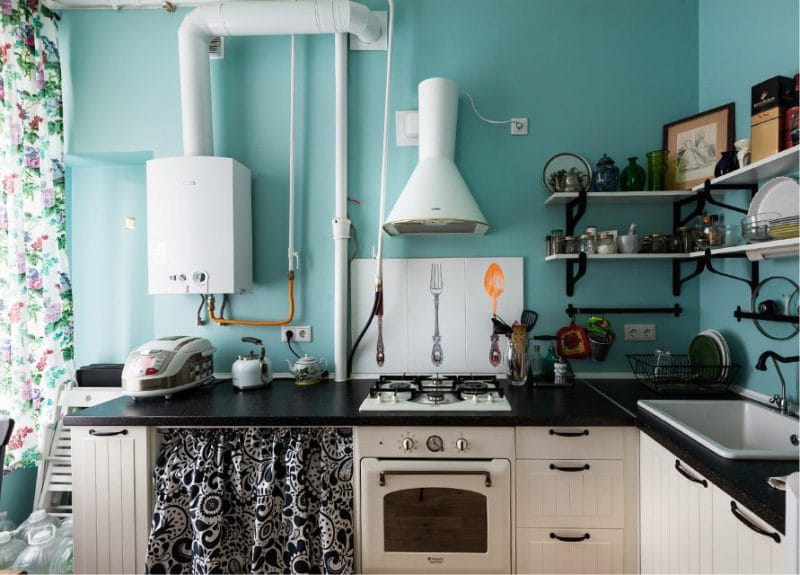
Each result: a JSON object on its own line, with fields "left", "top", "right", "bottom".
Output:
{"left": 430, "top": 263, "right": 444, "bottom": 366}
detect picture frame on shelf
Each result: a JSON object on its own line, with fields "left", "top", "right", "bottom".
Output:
{"left": 663, "top": 103, "right": 735, "bottom": 190}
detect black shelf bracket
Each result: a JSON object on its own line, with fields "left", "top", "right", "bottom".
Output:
{"left": 675, "top": 180, "right": 757, "bottom": 227}
{"left": 673, "top": 250, "right": 760, "bottom": 296}
{"left": 566, "top": 252, "right": 587, "bottom": 297}
{"left": 734, "top": 305, "right": 799, "bottom": 324}
{"left": 565, "top": 189, "right": 587, "bottom": 236}
{"left": 566, "top": 304, "right": 682, "bottom": 320}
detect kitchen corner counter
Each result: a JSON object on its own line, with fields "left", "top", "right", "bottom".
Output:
{"left": 63, "top": 377, "right": 634, "bottom": 427}
{"left": 586, "top": 378, "right": 799, "bottom": 534}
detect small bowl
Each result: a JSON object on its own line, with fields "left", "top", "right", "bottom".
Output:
{"left": 742, "top": 212, "right": 780, "bottom": 243}
{"left": 616, "top": 234, "right": 642, "bottom": 254}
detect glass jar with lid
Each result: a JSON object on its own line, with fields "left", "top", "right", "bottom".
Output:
{"left": 564, "top": 236, "right": 579, "bottom": 254}
{"left": 596, "top": 232, "right": 617, "bottom": 254}
{"left": 579, "top": 233, "right": 595, "bottom": 254}
{"left": 650, "top": 233, "right": 668, "bottom": 253}
{"left": 549, "top": 229, "right": 565, "bottom": 255}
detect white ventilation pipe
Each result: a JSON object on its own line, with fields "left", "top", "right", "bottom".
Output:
{"left": 333, "top": 33, "right": 349, "bottom": 381}
{"left": 178, "top": 0, "right": 382, "bottom": 156}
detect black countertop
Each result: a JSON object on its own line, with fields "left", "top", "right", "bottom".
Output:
{"left": 63, "top": 377, "right": 633, "bottom": 427}
{"left": 585, "top": 379, "right": 798, "bottom": 534}
{"left": 64, "top": 376, "right": 797, "bottom": 533}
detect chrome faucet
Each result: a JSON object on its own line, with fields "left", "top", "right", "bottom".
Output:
{"left": 755, "top": 351, "right": 799, "bottom": 414}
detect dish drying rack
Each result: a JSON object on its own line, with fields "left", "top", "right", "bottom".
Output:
{"left": 626, "top": 354, "right": 740, "bottom": 393}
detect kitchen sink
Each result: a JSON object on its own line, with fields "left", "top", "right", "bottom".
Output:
{"left": 638, "top": 399, "right": 799, "bottom": 460}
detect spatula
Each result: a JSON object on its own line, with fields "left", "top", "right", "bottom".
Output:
{"left": 521, "top": 309, "right": 538, "bottom": 332}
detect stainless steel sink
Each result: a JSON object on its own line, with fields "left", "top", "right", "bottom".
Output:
{"left": 638, "top": 399, "right": 799, "bottom": 460}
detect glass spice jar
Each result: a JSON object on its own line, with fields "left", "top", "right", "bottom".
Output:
{"left": 676, "top": 226, "right": 695, "bottom": 253}
{"left": 579, "top": 233, "right": 595, "bottom": 254}
{"left": 550, "top": 229, "right": 565, "bottom": 255}
{"left": 650, "top": 233, "right": 668, "bottom": 253}
{"left": 596, "top": 232, "right": 617, "bottom": 254}
{"left": 545, "top": 235, "right": 552, "bottom": 257}
{"left": 564, "top": 236, "right": 579, "bottom": 254}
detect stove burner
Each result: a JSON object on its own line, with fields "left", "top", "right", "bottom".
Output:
{"left": 426, "top": 391, "right": 445, "bottom": 402}
{"left": 457, "top": 381, "right": 490, "bottom": 396}
{"left": 382, "top": 381, "right": 415, "bottom": 393}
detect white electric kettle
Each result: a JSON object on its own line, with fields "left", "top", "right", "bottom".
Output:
{"left": 232, "top": 337, "right": 273, "bottom": 390}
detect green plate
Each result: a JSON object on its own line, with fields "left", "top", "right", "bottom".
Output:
{"left": 688, "top": 334, "right": 722, "bottom": 382}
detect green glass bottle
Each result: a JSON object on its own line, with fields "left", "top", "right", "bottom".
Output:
{"left": 620, "top": 156, "right": 646, "bottom": 191}
{"left": 542, "top": 344, "right": 557, "bottom": 383}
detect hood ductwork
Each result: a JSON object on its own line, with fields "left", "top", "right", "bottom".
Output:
{"left": 178, "top": 0, "right": 382, "bottom": 156}
{"left": 383, "top": 77, "right": 489, "bottom": 236}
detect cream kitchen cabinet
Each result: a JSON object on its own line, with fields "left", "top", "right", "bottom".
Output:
{"left": 71, "top": 426, "right": 156, "bottom": 574}
{"left": 639, "top": 431, "right": 713, "bottom": 574}
{"left": 515, "top": 427, "right": 639, "bottom": 574}
{"left": 640, "top": 431, "right": 786, "bottom": 575}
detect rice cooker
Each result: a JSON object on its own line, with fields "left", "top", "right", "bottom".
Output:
{"left": 121, "top": 336, "right": 215, "bottom": 399}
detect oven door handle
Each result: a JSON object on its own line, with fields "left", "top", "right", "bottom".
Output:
{"left": 378, "top": 470, "right": 492, "bottom": 487}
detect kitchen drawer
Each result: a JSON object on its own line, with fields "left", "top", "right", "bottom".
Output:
{"left": 516, "top": 459, "right": 624, "bottom": 527}
{"left": 516, "top": 426, "right": 624, "bottom": 460}
{"left": 516, "top": 527, "right": 624, "bottom": 574}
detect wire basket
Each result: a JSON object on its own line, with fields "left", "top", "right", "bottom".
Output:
{"left": 626, "top": 354, "right": 740, "bottom": 393}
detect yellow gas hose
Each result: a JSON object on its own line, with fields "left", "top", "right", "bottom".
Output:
{"left": 207, "top": 272, "right": 295, "bottom": 326}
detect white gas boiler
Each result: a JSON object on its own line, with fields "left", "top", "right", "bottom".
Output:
{"left": 146, "top": 156, "right": 252, "bottom": 295}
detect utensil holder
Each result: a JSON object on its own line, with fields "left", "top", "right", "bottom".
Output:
{"left": 588, "top": 335, "right": 612, "bottom": 362}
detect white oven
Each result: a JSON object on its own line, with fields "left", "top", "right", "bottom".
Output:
{"left": 356, "top": 427, "right": 514, "bottom": 574}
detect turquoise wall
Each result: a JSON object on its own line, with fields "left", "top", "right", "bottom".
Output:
{"left": 60, "top": 0, "right": 795, "bottom": 392}
{"left": 698, "top": 0, "right": 799, "bottom": 403}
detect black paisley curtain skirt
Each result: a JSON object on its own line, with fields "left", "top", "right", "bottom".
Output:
{"left": 145, "top": 427, "right": 354, "bottom": 574}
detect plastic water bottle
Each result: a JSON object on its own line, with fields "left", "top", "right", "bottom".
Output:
{"left": 12, "top": 524, "right": 59, "bottom": 573}
{"left": 14, "top": 509, "right": 60, "bottom": 542}
{"left": 0, "top": 512, "right": 16, "bottom": 532}
{"left": 0, "top": 530, "right": 26, "bottom": 569}
{"left": 529, "top": 345, "right": 543, "bottom": 383}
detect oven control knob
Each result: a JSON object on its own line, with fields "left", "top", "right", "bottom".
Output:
{"left": 456, "top": 438, "right": 469, "bottom": 452}
{"left": 426, "top": 435, "right": 444, "bottom": 452}
{"left": 401, "top": 437, "right": 414, "bottom": 452}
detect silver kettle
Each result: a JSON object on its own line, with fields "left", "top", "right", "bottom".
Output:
{"left": 232, "top": 337, "right": 273, "bottom": 390}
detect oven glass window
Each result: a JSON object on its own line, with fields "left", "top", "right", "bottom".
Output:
{"left": 383, "top": 488, "right": 487, "bottom": 553}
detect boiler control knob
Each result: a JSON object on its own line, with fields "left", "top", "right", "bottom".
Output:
{"left": 456, "top": 438, "right": 469, "bottom": 452}
{"left": 401, "top": 437, "right": 414, "bottom": 452}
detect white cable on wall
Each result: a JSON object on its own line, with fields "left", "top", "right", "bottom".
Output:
{"left": 461, "top": 90, "right": 514, "bottom": 126}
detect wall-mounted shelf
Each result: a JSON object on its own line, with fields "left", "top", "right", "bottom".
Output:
{"left": 544, "top": 190, "right": 695, "bottom": 205}
{"left": 546, "top": 253, "right": 681, "bottom": 261}
{"left": 689, "top": 145, "right": 799, "bottom": 192}
{"left": 688, "top": 238, "right": 799, "bottom": 261}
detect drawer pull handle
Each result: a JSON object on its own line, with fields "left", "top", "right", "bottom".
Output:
{"left": 730, "top": 501, "right": 780, "bottom": 543}
{"left": 674, "top": 459, "right": 707, "bottom": 488}
{"left": 549, "top": 429, "right": 589, "bottom": 437}
{"left": 89, "top": 429, "right": 128, "bottom": 437}
{"left": 550, "top": 532, "right": 590, "bottom": 543}
{"left": 549, "top": 463, "right": 590, "bottom": 472}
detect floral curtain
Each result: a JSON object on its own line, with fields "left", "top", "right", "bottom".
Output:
{"left": 146, "top": 427, "right": 355, "bottom": 574}
{"left": 0, "top": 0, "right": 73, "bottom": 471}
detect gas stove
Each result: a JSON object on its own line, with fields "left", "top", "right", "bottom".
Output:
{"left": 358, "top": 374, "right": 511, "bottom": 412}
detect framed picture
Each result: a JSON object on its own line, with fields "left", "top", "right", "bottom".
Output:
{"left": 663, "top": 103, "right": 735, "bottom": 190}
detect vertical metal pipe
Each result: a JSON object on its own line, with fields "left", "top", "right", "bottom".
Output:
{"left": 333, "top": 32, "right": 350, "bottom": 381}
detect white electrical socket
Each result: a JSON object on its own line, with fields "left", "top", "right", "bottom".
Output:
{"left": 510, "top": 117, "right": 528, "bottom": 135}
{"left": 624, "top": 324, "right": 656, "bottom": 342}
{"left": 281, "top": 326, "right": 312, "bottom": 343}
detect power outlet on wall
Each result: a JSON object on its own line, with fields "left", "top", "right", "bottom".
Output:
{"left": 624, "top": 324, "right": 656, "bottom": 342}
{"left": 281, "top": 326, "right": 312, "bottom": 343}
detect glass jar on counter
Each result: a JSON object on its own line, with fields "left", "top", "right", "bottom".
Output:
{"left": 549, "top": 229, "right": 565, "bottom": 255}
{"left": 650, "top": 233, "right": 668, "bottom": 253}
{"left": 579, "top": 233, "right": 595, "bottom": 254}
{"left": 564, "top": 236, "right": 580, "bottom": 254}
{"left": 596, "top": 232, "right": 617, "bottom": 254}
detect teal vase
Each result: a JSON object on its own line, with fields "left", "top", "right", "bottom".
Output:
{"left": 620, "top": 157, "right": 646, "bottom": 191}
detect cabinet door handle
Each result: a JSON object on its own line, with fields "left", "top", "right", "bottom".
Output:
{"left": 549, "top": 463, "right": 590, "bottom": 472}
{"left": 674, "top": 459, "right": 708, "bottom": 487}
{"left": 549, "top": 429, "right": 589, "bottom": 437}
{"left": 730, "top": 501, "right": 781, "bottom": 543}
{"left": 550, "top": 532, "right": 590, "bottom": 543}
{"left": 89, "top": 429, "right": 128, "bottom": 437}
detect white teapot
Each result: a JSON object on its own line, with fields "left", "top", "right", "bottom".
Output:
{"left": 285, "top": 354, "right": 327, "bottom": 386}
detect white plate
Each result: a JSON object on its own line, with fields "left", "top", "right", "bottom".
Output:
{"left": 748, "top": 176, "right": 800, "bottom": 219}
{"left": 700, "top": 328, "right": 730, "bottom": 382}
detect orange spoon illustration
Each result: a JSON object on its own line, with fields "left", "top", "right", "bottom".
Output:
{"left": 483, "top": 262, "right": 505, "bottom": 316}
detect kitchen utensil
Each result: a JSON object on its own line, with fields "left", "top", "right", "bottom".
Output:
{"left": 520, "top": 309, "right": 538, "bottom": 332}
{"left": 543, "top": 152, "right": 592, "bottom": 194}
{"left": 232, "top": 336, "right": 272, "bottom": 390}
{"left": 430, "top": 263, "right": 444, "bottom": 367}
{"left": 376, "top": 293, "right": 385, "bottom": 367}
{"left": 741, "top": 212, "right": 780, "bottom": 242}
{"left": 748, "top": 176, "right": 799, "bottom": 219}
{"left": 491, "top": 316, "right": 512, "bottom": 336}
{"left": 506, "top": 324, "right": 528, "bottom": 385}
{"left": 489, "top": 333, "right": 502, "bottom": 367}
{"left": 121, "top": 336, "right": 215, "bottom": 399}
{"left": 751, "top": 276, "right": 799, "bottom": 340}
{"left": 556, "top": 324, "right": 591, "bottom": 359}
{"left": 483, "top": 262, "right": 505, "bottom": 316}
{"left": 285, "top": 355, "right": 327, "bottom": 386}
